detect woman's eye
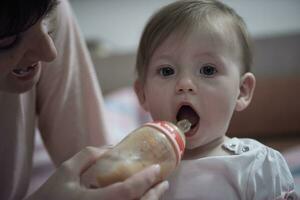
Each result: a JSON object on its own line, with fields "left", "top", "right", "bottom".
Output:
{"left": 47, "top": 29, "right": 55, "bottom": 38}
{"left": 200, "top": 65, "right": 217, "bottom": 76}
{"left": 0, "top": 35, "right": 20, "bottom": 50}
{"left": 42, "top": 18, "right": 56, "bottom": 38}
{"left": 159, "top": 66, "right": 175, "bottom": 77}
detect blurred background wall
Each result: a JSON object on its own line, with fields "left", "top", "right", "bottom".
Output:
{"left": 69, "top": 0, "right": 300, "bottom": 94}
{"left": 70, "top": 0, "right": 300, "bottom": 53}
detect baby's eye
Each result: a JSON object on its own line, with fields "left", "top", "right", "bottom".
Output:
{"left": 199, "top": 65, "right": 217, "bottom": 77}
{"left": 0, "top": 35, "right": 20, "bottom": 50}
{"left": 159, "top": 66, "right": 175, "bottom": 77}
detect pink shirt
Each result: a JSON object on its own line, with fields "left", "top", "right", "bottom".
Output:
{"left": 0, "top": 1, "right": 108, "bottom": 199}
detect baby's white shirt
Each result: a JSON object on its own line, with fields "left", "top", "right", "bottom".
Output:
{"left": 163, "top": 138, "right": 298, "bottom": 200}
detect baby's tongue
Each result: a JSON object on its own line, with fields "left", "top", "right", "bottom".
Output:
{"left": 177, "top": 106, "right": 199, "bottom": 127}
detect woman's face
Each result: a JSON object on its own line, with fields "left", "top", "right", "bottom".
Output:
{"left": 0, "top": 17, "right": 57, "bottom": 93}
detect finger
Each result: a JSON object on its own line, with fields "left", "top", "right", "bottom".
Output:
{"left": 140, "top": 181, "right": 169, "bottom": 200}
{"left": 83, "top": 165, "right": 161, "bottom": 200}
{"left": 122, "top": 164, "right": 161, "bottom": 199}
{"left": 101, "top": 164, "right": 161, "bottom": 199}
{"left": 63, "top": 146, "right": 106, "bottom": 176}
{"left": 101, "top": 144, "right": 114, "bottom": 149}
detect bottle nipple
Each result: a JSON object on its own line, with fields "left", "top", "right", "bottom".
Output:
{"left": 176, "top": 119, "right": 191, "bottom": 133}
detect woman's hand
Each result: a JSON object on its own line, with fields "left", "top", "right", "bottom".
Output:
{"left": 26, "top": 146, "right": 169, "bottom": 200}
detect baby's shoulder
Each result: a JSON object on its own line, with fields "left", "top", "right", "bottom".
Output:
{"left": 223, "top": 137, "right": 288, "bottom": 161}
{"left": 223, "top": 137, "right": 292, "bottom": 181}
{"left": 222, "top": 137, "right": 264, "bottom": 155}
{"left": 223, "top": 138, "right": 297, "bottom": 199}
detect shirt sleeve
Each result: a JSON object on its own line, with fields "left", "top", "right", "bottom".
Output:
{"left": 36, "top": 0, "right": 108, "bottom": 166}
{"left": 246, "top": 147, "right": 298, "bottom": 200}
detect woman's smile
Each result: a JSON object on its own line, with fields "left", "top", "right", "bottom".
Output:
{"left": 11, "top": 62, "right": 40, "bottom": 81}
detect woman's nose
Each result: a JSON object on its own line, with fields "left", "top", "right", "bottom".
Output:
{"left": 175, "top": 75, "right": 196, "bottom": 94}
{"left": 25, "top": 32, "right": 57, "bottom": 63}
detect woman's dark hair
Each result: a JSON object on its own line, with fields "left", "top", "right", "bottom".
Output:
{"left": 0, "top": 0, "right": 58, "bottom": 38}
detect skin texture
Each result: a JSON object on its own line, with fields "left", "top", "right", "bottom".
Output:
{"left": 0, "top": 1, "right": 169, "bottom": 199}
{"left": 135, "top": 29, "right": 255, "bottom": 156}
{"left": 26, "top": 147, "right": 169, "bottom": 200}
{"left": 0, "top": 17, "right": 57, "bottom": 93}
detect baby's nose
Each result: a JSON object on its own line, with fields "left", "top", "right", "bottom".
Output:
{"left": 175, "top": 76, "right": 196, "bottom": 94}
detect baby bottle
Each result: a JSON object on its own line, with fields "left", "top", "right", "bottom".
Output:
{"left": 81, "top": 119, "right": 191, "bottom": 188}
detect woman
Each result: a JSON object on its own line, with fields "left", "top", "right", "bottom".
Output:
{"left": 0, "top": 0, "right": 168, "bottom": 199}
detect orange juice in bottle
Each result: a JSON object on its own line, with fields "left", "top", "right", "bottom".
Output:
{"left": 81, "top": 119, "right": 191, "bottom": 188}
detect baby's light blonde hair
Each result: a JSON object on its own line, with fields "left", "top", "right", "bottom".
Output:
{"left": 136, "top": 0, "right": 252, "bottom": 84}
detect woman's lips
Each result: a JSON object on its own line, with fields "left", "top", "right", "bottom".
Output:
{"left": 11, "top": 63, "right": 39, "bottom": 80}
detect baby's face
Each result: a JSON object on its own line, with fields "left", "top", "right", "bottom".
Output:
{"left": 137, "top": 29, "right": 244, "bottom": 149}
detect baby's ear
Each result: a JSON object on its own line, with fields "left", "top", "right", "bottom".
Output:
{"left": 235, "top": 72, "right": 256, "bottom": 112}
{"left": 134, "top": 80, "right": 149, "bottom": 111}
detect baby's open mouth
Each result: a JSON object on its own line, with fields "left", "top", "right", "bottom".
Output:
{"left": 176, "top": 105, "right": 200, "bottom": 131}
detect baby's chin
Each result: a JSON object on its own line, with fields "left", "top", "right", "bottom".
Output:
{"left": 185, "top": 142, "right": 203, "bottom": 150}
{"left": 184, "top": 135, "right": 225, "bottom": 150}
{"left": 184, "top": 140, "right": 206, "bottom": 150}
{"left": 184, "top": 135, "right": 208, "bottom": 149}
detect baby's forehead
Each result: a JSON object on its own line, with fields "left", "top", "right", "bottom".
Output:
{"left": 191, "top": 18, "right": 240, "bottom": 47}
{"left": 159, "top": 22, "right": 241, "bottom": 56}
{"left": 149, "top": 23, "right": 243, "bottom": 71}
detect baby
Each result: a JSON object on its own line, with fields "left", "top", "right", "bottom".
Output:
{"left": 134, "top": 0, "right": 298, "bottom": 199}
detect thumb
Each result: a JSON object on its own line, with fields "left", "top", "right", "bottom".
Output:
{"left": 63, "top": 146, "right": 106, "bottom": 176}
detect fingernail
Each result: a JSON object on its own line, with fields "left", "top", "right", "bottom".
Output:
{"left": 153, "top": 164, "right": 161, "bottom": 174}
{"left": 103, "top": 144, "right": 114, "bottom": 148}
{"left": 162, "top": 181, "right": 169, "bottom": 190}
